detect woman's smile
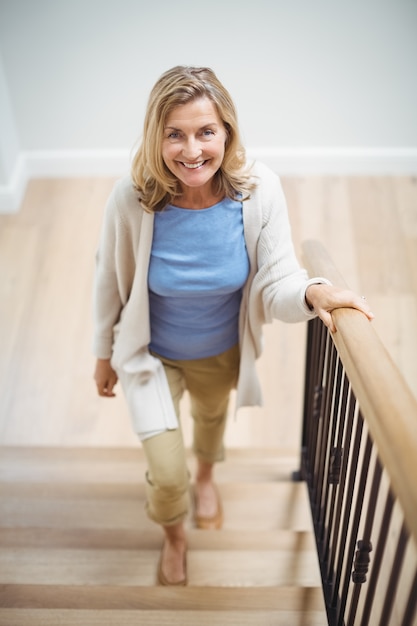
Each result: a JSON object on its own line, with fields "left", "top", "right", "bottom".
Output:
{"left": 181, "top": 160, "right": 206, "bottom": 169}
{"left": 162, "top": 97, "right": 227, "bottom": 203}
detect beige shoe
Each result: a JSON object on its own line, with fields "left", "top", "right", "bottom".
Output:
{"left": 194, "top": 485, "right": 223, "bottom": 530}
{"left": 157, "top": 541, "right": 188, "bottom": 586}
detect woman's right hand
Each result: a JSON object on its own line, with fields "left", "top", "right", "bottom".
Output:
{"left": 94, "top": 358, "right": 118, "bottom": 397}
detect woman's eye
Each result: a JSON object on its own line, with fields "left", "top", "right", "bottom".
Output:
{"left": 202, "top": 129, "right": 214, "bottom": 136}
{"left": 167, "top": 132, "right": 180, "bottom": 139}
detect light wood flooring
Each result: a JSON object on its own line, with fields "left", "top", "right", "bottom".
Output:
{"left": 0, "top": 176, "right": 416, "bottom": 449}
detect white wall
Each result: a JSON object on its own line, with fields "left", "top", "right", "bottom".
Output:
{"left": 0, "top": 50, "right": 20, "bottom": 182}
{"left": 0, "top": 0, "right": 417, "bottom": 210}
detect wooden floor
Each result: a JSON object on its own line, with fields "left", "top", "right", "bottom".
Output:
{"left": 0, "top": 175, "right": 416, "bottom": 449}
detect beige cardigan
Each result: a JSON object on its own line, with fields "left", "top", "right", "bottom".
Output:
{"left": 93, "top": 161, "right": 327, "bottom": 433}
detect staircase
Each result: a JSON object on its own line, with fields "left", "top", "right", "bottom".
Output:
{"left": 0, "top": 447, "right": 327, "bottom": 625}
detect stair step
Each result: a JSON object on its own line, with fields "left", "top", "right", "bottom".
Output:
{"left": 0, "top": 527, "right": 316, "bottom": 551}
{"left": 0, "top": 609, "right": 327, "bottom": 626}
{"left": 0, "top": 447, "right": 327, "bottom": 623}
{"left": 1, "top": 584, "right": 325, "bottom": 609}
{"left": 0, "top": 446, "right": 301, "bottom": 483}
{"left": 0, "top": 482, "right": 312, "bottom": 531}
{"left": 1, "top": 586, "right": 326, "bottom": 626}
{"left": 0, "top": 545, "right": 321, "bottom": 587}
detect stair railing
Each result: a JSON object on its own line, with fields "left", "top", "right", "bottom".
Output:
{"left": 298, "top": 240, "right": 417, "bottom": 626}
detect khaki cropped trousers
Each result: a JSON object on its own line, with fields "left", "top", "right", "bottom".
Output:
{"left": 142, "top": 344, "right": 239, "bottom": 526}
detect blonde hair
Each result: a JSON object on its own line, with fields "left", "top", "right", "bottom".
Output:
{"left": 131, "top": 66, "right": 255, "bottom": 212}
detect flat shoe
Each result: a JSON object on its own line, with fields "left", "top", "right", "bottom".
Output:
{"left": 157, "top": 542, "right": 187, "bottom": 586}
{"left": 194, "top": 485, "right": 223, "bottom": 530}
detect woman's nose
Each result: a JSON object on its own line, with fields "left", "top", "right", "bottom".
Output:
{"left": 182, "top": 137, "right": 202, "bottom": 160}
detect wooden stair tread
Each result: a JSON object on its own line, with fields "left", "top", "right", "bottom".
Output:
{"left": 1, "top": 585, "right": 327, "bottom": 626}
{"left": 0, "top": 446, "right": 302, "bottom": 484}
{"left": 0, "top": 584, "right": 325, "bottom": 610}
{"left": 0, "top": 527, "right": 317, "bottom": 550}
{"left": 0, "top": 446, "right": 300, "bottom": 461}
{"left": 0, "top": 608, "right": 327, "bottom": 626}
{"left": 0, "top": 446, "right": 326, "bottom": 622}
{"left": 0, "top": 545, "right": 321, "bottom": 587}
{"left": 0, "top": 481, "right": 312, "bottom": 531}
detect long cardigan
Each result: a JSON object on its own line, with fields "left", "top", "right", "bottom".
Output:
{"left": 93, "top": 161, "right": 327, "bottom": 434}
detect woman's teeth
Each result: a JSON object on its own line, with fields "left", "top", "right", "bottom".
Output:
{"left": 182, "top": 161, "right": 204, "bottom": 169}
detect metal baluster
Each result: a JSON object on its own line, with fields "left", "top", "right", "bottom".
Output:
{"left": 300, "top": 318, "right": 326, "bottom": 483}
{"left": 402, "top": 570, "right": 417, "bottom": 626}
{"left": 325, "top": 386, "right": 356, "bottom": 578}
{"left": 379, "top": 521, "right": 409, "bottom": 626}
{"left": 346, "top": 452, "right": 383, "bottom": 625}
{"left": 322, "top": 368, "right": 349, "bottom": 572}
{"left": 309, "top": 325, "right": 329, "bottom": 509}
{"left": 359, "top": 487, "right": 395, "bottom": 626}
{"left": 329, "top": 408, "right": 365, "bottom": 620}
{"left": 337, "top": 430, "right": 373, "bottom": 624}
{"left": 313, "top": 338, "right": 337, "bottom": 536}
{"left": 318, "top": 356, "right": 344, "bottom": 545}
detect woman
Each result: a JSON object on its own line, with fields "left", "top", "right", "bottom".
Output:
{"left": 93, "top": 66, "right": 373, "bottom": 586}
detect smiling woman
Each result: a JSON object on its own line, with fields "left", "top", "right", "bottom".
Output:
{"left": 92, "top": 65, "right": 374, "bottom": 587}
{"left": 131, "top": 66, "right": 254, "bottom": 213}
{"left": 161, "top": 98, "right": 227, "bottom": 208}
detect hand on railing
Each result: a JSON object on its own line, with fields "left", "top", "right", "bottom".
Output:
{"left": 305, "top": 283, "right": 375, "bottom": 333}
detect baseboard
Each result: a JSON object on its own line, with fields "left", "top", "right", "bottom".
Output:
{"left": 1, "top": 147, "right": 417, "bottom": 214}
{"left": 0, "top": 154, "right": 29, "bottom": 214}
{"left": 247, "top": 146, "right": 417, "bottom": 175}
{"left": 0, "top": 149, "right": 131, "bottom": 214}
{"left": 24, "top": 149, "right": 131, "bottom": 178}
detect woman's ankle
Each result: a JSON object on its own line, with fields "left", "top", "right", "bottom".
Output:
{"left": 195, "top": 458, "right": 215, "bottom": 483}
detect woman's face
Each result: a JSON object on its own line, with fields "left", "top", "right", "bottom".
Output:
{"left": 161, "top": 97, "right": 227, "bottom": 195}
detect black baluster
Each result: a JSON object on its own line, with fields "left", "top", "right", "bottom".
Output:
{"left": 352, "top": 540, "right": 373, "bottom": 583}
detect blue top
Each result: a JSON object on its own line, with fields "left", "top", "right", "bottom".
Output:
{"left": 148, "top": 197, "right": 250, "bottom": 359}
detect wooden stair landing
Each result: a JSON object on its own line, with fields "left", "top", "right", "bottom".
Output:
{"left": 0, "top": 447, "right": 326, "bottom": 625}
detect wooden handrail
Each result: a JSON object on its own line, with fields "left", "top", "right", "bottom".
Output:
{"left": 302, "top": 239, "right": 417, "bottom": 545}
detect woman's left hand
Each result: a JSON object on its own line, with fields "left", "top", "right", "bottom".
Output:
{"left": 305, "top": 283, "right": 374, "bottom": 333}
